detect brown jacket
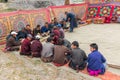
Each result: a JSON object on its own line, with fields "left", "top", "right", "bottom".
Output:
{"left": 53, "top": 45, "right": 70, "bottom": 65}
{"left": 6, "top": 36, "right": 20, "bottom": 48}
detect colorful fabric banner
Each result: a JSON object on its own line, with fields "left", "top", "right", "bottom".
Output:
{"left": 50, "top": 3, "right": 88, "bottom": 21}
{"left": 87, "top": 7, "right": 98, "bottom": 18}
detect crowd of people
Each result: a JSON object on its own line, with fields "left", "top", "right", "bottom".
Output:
{"left": 4, "top": 11, "right": 106, "bottom": 76}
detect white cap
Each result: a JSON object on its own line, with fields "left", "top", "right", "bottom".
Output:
{"left": 11, "top": 31, "right": 18, "bottom": 35}
{"left": 35, "top": 35, "right": 41, "bottom": 39}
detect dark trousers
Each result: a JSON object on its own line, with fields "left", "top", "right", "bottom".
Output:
{"left": 69, "top": 61, "right": 86, "bottom": 70}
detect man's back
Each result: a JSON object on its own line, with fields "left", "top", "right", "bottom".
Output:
{"left": 41, "top": 42, "right": 54, "bottom": 58}
{"left": 71, "top": 48, "right": 87, "bottom": 65}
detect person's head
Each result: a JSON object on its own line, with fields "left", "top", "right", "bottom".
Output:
{"left": 10, "top": 30, "right": 14, "bottom": 34}
{"left": 57, "top": 38, "right": 64, "bottom": 45}
{"left": 27, "top": 34, "right": 33, "bottom": 40}
{"left": 54, "top": 18, "right": 57, "bottom": 22}
{"left": 11, "top": 31, "right": 18, "bottom": 37}
{"left": 36, "top": 25, "right": 41, "bottom": 30}
{"left": 45, "top": 22, "right": 49, "bottom": 27}
{"left": 35, "top": 35, "right": 41, "bottom": 40}
{"left": 53, "top": 26, "right": 58, "bottom": 30}
{"left": 65, "top": 11, "right": 68, "bottom": 15}
{"left": 51, "top": 20, "right": 54, "bottom": 23}
{"left": 47, "top": 37, "right": 53, "bottom": 43}
{"left": 26, "top": 24, "right": 30, "bottom": 30}
{"left": 71, "top": 41, "right": 79, "bottom": 49}
{"left": 90, "top": 43, "right": 98, "bottom": 52}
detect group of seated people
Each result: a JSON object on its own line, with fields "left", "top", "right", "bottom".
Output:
{"left": 4, "top": 17, "right": 106, "bottom": 76}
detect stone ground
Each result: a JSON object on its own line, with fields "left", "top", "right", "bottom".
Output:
{"left": 0, "top": 23, "right": 120, "bottom": 80}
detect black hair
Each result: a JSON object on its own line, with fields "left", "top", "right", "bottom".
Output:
{"left": 90, "top": 43, "right": 98, "bottom": 50}
{"left": 72, "top": 41, "right": 79, "bottom": 47}
{"left": 57, "top": 38, "right": 64, "bottom": 45}
{"left": 47, "top": 37, "right": 53, "bottom": 42}
{"left": 36, "top": 25, "right": 40, "bottom": 28}
{"left": 45, "top": 22, "right": 48, "bottom": 24}
{"left": 26, "top": 24, "right": 30, "bottom": 27}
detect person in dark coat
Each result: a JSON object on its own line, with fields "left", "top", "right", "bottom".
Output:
{"left": 63, "top": 38, "right": 71, "bottom": 50}
{"left": 30, "top": 35, "right": 42, "bottom": 58}
{"left": 54, "top": 18, "right": 59, "bottom": 26}
{"left": 87, "top": 43, "right": 106, "bottom": 76}
{"left": 6, "top": 31, "right": 20, "bottom": 51}
{"left": 65, "top": 11, "right": 77, "bottom": 32}
{"left": 41, "top": 37, "right": 54, "bottom": 62}
{"left": 24, "top": 24, "right": 32, "bottom": 35}
{"left": 33, "top": 25, "right": 41, "bottom": 37}
{"left": 20, "top": 34, "right": 32, "bottom": 56}
{"left": 17, "top": 27, "right": 27, "bottom": 40}
{"left": 48, "top": 20, "right": 55, "bottom": 33}
{"left": 69, "top": 41, "right": 87, "bottom": 72}
{"left": 53, "top": 38, "right": 70, "bottom": 66}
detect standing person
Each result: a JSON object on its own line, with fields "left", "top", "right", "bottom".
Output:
{"left": 6, "top": 31, "right": 20, "bottom": 51}
{"left": 53, "top": 38, "right": 70, "bottom": 66}
{"left": 33, "top": 25, "right": 41, "bottom": 37}
{"left": 41, "top": 37, "right": 54, "bottom": 62}
{"left": 65, "top": 11, "right": 77, "bottom": 32}
{"left": 20, "top": 34, "right": 32, "bottom": 56}
{"left": 30, "top": 35, "right": 42, "bottom": 58}
{"left": 69, "top": 41, "right": 87, "bottom": 72}
{"left": 87, "top": 43, "right": 106, "bottom": 76}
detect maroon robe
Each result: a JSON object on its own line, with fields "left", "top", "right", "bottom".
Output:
{"left": 30, "top": 40, "right": 42, "bottom": 57}
{"left": 20, "top": 38, "right": 31, "bottom": 55}
{"left": 53, "top": 29, "right": 60, "bottom": 38}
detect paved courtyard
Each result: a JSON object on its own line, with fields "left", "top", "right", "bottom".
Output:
{"left": 65, "top": 23, "right": 120, "bottom": 66}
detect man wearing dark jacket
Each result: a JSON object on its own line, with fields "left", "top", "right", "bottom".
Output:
{"left": 6, "top": 31, "right": 20, "bottom": 51}
{"left": 69, "top": 41, "right": 87, "bottom": 71}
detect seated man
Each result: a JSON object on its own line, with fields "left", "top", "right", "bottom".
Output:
{"left": 41, "top": 37, "right": 54, "bottom": 62}
{"left": 53, "top": 38, "right": 70, "bottom": 66}
{"left": 69, "top": 41, "right": 87, "bottom": 72}
{"left": 6, "top": 31, "right": 20, "bottom": 51}
{"left": 87, "top": 43, "right": 106, "bottom": 76}
{"left": 63, "top": 38, "right": 71, "bottom": 50}
{"left": 50, "top": 33, "right": 59, "bottom": 45}
{"left": 17, "top": 27, "right": 27, "bottom": 40}
{"left": 20, "top": 34, "right": 32, "bottom": 56}
{"left": 57, "top": 24, "right": 65, "bottom": 39}
{"left": 41, "top": 22, "right": 50, "bottom": 37}
{"left": 30, "top": 35, "right": 42, "bottom": 58}
{"left": 33, "top": 25, "right": 41, "bottom": 37}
